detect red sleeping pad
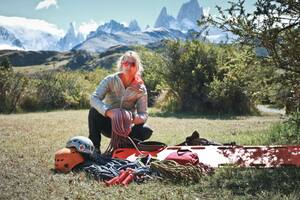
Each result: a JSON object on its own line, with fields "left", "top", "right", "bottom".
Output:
{"left": 112, "top": 145, "right": 300, "bottom": 168}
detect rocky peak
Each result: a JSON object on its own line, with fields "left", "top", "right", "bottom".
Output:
{"left": 0, "top": 26, "right": 24, "bottom": 48}
{"left": 177, "top": 0, "right": 203, "bottom": 24}
{"left": 97, "top": 20, "right": 128, "bottom": 34}
{"left": 65, "top": 22, "right": 76, "bottom": 39}
{"left": 57, "top": 22, "right": 84, "bottom": 51}
{"left": 154, "top": 6, "right": 176, "bottom": 29}
{"left": 128, "top": 20, "right": 141, "bottom": 32}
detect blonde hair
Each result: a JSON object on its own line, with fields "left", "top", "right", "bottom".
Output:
{"left": 117, "top": 51, "right": 144, "bottom": 74}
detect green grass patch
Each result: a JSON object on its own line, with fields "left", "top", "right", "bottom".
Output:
{"left": 0, "top": 110, "right": 299, "bottom": 199}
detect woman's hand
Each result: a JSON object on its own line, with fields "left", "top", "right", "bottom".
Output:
{"left": 106, "top": 108, "right": 135, "bottom": 123}
{"left": 105, "top": 108, "right": 119, "bottom": 119}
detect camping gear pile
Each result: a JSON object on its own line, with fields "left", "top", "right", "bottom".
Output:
{"left": 54, "top": 133, "right": 214, "bottom": 186}
{"left": 54, "top": 132, "right": 300, "bottom": 186}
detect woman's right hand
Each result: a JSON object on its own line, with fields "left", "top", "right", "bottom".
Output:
{"left": 105, "top": 109, "right": 118, "bottom": 119}
{"left": 106, "top": 108, "right": 134, "bottom": 123}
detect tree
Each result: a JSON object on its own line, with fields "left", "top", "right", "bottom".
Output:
{"left": 156, "top": 40, "right": 253, "bottom": 114}
{"left": 0, "top": 70, "right": 27, "bottom": 113}
{"left": 161, "top": 40, "right": 219, "bottom": 112}
{"left": 0, "top": 57, "right": 12, "bottom": 71}
{"left": 200, "top": 0, "right": 300, "bottom": 112}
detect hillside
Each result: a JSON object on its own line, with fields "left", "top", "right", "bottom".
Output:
{"left": 0, "top": 45, "right": 135, "bottom": 71}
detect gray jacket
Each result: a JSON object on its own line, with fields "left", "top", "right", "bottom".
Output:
{"left": 90, "top": 73, "right": 148, "bottom": 123}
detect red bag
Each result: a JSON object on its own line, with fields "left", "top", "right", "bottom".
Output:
{"left": 165, "top": 149, "right": 199, "bottom": 165}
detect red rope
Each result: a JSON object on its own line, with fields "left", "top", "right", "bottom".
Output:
{"left": 105, "top": 108, "right": 132, "bottom": 154}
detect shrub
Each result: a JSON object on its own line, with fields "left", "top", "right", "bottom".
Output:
{"left": 266, "top": 112, "right": 300, "bottom": 144}
{"left": 31, "top": 69, "right": 109, "bottom": 110}
{"left": 208, "top": 77, "right": 251, "bottom": 114}
{"left": 156, "top": 40, "right": 255, "bottom": 114}
{"left": 17, "top": 68, "right": 110, "bottom": 112}
{"left": 0, "top": 69, "right": 28, "bottom": 113}
{"left": 138, "top": 47, "right": 167, "bottom": 106}
{"left": 160, "top": 40, "right": 219, "bottom": 112}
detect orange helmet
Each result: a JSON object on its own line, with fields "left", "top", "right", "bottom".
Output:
{"left": 54, "top": 147, "right": 84, "bottom": 173}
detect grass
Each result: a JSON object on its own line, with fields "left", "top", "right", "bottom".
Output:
{"left": 12, "top": 60, "right": 69, "bottom": 74}
{"left": 0, "top": 109, "right": 299, "bottom": 199}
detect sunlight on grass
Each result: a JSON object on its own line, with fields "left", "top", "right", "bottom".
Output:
{"left": 1, "top": 109, "right": 298, "bottom": 200}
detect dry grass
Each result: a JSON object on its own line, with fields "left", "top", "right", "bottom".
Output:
{"left": 13, "top": 60, "right": 69, "bottom": 74}
{"left": 0, "top": 109, "right": 290, "bottom": 200}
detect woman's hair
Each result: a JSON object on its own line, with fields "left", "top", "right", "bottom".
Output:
{"left": 117, "top": 51, "right": 144, "bottom": 74}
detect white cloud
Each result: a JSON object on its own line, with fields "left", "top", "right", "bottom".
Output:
{"left": 36, "top": 0, "right": 58, "bottom": 10}
{"left": 0, "top": 16, "right": 64, "bottom": 36}
{"left": 78, "top": 20, "right": 101, "bottom": 37}
{"left": 0, "top": 44, "right": 24, "bottom": 50}
{"left": 121, "top": 21, "right": 128, "bottom": 27}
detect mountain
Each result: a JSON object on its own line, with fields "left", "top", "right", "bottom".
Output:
{"left": 0, "top": 49, "right": 69, "bottom": 66}
{"left": 128, "top": 20, "right": 141, "bottom": 32}
{"left": 154, "top": 7, "right": 176, "bottom": 29}
{"left": 0, "top": 1, "right": 233, "bottom": 52}
{"left": 200, "top": 26, "right": 237, "bottom": 43}
{"left": 176, "top": 0, "right": 203, "bottom": 30}
{"left": 73, "top": 26, "right": 187, "bottom": 52}
{"left": 0, "top": 26, "right": 24, "bottom": 50}
{"left": 57, "top": 22, "right": 84, "bottom": 51}
{"left": 0, "top": 16, "right": 64, "bottom": 51}
{"left": 0, "top": 45, "right": 134, "bottom": 70}
{"left": 75, "top": 0, "right": 230, "bottom": 52}
{"left": 96, "top": 20, "right": 130, "bottom": 34}
{"left": 154, "top": 0, "right": 203, "bottom": 32}
{"left": 1, "top": 26, "right": 59, "bottom": 51}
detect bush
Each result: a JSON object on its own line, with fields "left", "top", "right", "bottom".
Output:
{"left": 138, "top": 47, "right": 167, "bottom": 106}
{"left": 159, "top": 40, "right": 218, "bottom": 112}
{"left": 207, "top": 45, "right": 258, "bottom": 114}
{"left": 19, "top": 79, "right": 41, "bottom": 111}
{"left": 208, "top": 77, "right": 251, "bottom": 114}
{"left": 28, "top": 69, "right": 109, "bottom": 110}
{"left": 3, "top": 68, "right": 110, "bottom": 113}
{"left": 266, "top": 112, "right": 300, "bottom": 144}
{"left": 0, "top": 69, "right": 28, "bottom": 113}
{"left": 155, "top": 40, "right": 255, "bottom": 114}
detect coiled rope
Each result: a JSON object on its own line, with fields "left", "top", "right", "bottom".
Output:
{"left": 150, "top": 160, "right": 214, "bottom": 183}
{"left": 104, "top": 108, "right": 143, "bottom": 155}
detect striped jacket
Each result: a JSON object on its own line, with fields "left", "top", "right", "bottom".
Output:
{"left": 90, "top": 72, "right": 148, "bottom": 124}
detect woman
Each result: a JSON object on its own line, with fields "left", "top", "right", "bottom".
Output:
{"left": 88, "top": 51, "right": 153, "bottom": 152}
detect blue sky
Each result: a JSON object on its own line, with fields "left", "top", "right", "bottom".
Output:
{"left": 0, "top": 0, "right": 256, "bottom": 35}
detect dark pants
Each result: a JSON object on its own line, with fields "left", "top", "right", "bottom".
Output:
{"left": 88, "top": 107, "right": 153, "bottom": 150}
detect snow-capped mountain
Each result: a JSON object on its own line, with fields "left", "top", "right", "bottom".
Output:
{"left": 0, "top": 16, "right": 64, "bottom": 51}
{"left": 154, "top": 0, "right": 203, "bottom": 32}
{"left": 128, "top": 20, "right": 141, "bottom": 32}
{"left": 0, "top": 1, "right": 233, "bottom": 52}
{"left": 6, "top": 27, "right": 60, "bottom": 51}
{"left": 74, "top": 26, "right": 188, "bottom": 52}
{"left": 200, "top": 26, "right": 237, "bottom": 43}
{"left": 152, "top": 0, "right": 232, "bottom": 43}
{"left": 154, "top": 7, "right": 176, "bottom": 29}
{"left": 97, "top": 20, "right": 130, "bottom": 34}
{"left": 176, "top": 0, "right": 203, "bottom": 30}
{"left": 0, "top": 26, "right": 24, "bottom": 50}
{"left": 74, "top": 0, "right": 232, "bottom": 53}
{"left": 57, "top": 22, "right": 84, "bottom": 51}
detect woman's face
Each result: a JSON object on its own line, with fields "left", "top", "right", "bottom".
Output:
{"left": 121, "top": 57, "right": 138, "bottom": 77}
